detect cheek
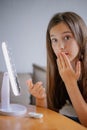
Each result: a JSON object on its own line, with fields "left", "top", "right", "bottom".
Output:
{"left": 52, "top": 45, "right": 59, "bottom": 57}
{"left": 69, "top": 43, "right": 79, "bottom": 58}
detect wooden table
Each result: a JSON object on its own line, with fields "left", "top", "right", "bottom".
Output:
{"left": 0, "top": 105, "right": 87, "bottom": 130}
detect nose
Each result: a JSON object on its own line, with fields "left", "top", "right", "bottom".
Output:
{"left": 58, "top": 40, "right": 65, "bottom": 50}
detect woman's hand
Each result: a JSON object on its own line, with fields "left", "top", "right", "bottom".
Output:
{"left": 27, "top": 79, "right": 46, "bottom": 99}
{"left": 56, "top": 52, "right": 81, "bottom": 85}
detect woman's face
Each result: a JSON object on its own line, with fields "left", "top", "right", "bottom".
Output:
{"left": 50, "top": 22, "right": 80, "bottom": 62}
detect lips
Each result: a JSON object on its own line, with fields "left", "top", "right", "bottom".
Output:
{"left": 60, "top": 51, "right": 69, "bottom": 56}
{"left": 65, "top": 52, "right": 69, "bottom": 55}
{"left": 56, "top": 51, "right": 69, "bottom": 58}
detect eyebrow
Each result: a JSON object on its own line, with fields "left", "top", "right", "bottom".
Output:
{"left": 50, "top": 31, "right": 72, "bottom": 38}
{"left": 62, "top": 31, "right": 72, "bottom": 34}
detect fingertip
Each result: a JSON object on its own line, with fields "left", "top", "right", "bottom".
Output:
{"left": 39, "top": 81, "right": 43, "bottom": 85}
{"left": 26, "top": 79, "right": 32, "bottom": 85}
{"left": 29, "top": 78, "right": 32, "bottom": 82}
{"left": 37, "top": 81, "right": 43, "bottom": 85}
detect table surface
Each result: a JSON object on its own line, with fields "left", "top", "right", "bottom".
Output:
{"left": 0, "top": 105, "right": 87, "bottom": 130}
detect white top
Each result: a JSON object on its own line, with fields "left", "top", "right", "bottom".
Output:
{"left": 59, "top": 101, "right": 77, "bottom": 117}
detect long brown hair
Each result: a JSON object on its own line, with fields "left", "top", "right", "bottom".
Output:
{"left": 46, "top": 12, "right": 87, "bottom": 112}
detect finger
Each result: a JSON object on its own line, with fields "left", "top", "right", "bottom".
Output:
{"left": 59, "top": 53, "right": 68, "bottom": 68}
{"left": 57, "top": 53, "right": 63, "bottom": 69}
{"left": 57, "top": 58, "right": 60, "bottom": 69}
{"left": 26, "top": 79, "right": 33, "bottom": 88}
{"left": 61, "top": 52, "right": 71, "bottom": 68}
{"left": 39, "top": 88, "right": 46, "bottom": 98}
{"left": 75, "top": 61, "right": 81, "bottom": 79}
{"left": 37, "top": 87, "right": 46, "bottom": 98}
{"left": 32, "top": 82, "right": 43, "bottom": 93}
{"left": 32, "top": 85, "right": 43, "bottom": 97}
{"left": 36, "top": 81, "right": 43, "bottom": 86}
{"left": 38, "top": 86, "right": 44, "bottom": 94}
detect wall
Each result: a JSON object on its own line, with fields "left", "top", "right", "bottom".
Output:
{"left": 0, "top": 0, "right": 87, "bottom": 73}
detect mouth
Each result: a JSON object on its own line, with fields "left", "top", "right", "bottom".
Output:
{"left": 60, "top": 51, "right": 69, "bottom": 56}
{"left": 64, "top": 52, "right": 69, "bottom": 56}
{"left": 56, "top": 51, "right": 69, "bottom": 58}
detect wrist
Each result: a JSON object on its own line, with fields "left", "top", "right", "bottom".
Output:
{"left": 36, "top": 97, "right": 47, "bottom": 108}
{"left": 65, "top": 80, "right": 77, "bottom": 88}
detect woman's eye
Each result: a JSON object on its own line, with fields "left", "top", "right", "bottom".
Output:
{"left": 64, "top": 36, "right": 70, "bottom": 40}
{"left": 51, "top": 38, "right": 58, "bottom": 44}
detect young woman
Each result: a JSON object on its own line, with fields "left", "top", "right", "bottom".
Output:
{"left": 27, "top": 12, "right": 87, "bottom": 127}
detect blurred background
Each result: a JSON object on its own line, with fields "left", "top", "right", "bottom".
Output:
{"left": 0, "top": 0, "right": 87, "bottom": 73}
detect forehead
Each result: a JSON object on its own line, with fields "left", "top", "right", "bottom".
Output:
{"left": 50, "top": 22, "right": 71, "bottom": 36}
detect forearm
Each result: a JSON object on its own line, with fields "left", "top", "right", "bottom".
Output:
{"left": 65, "top": 81, "right": 87, "bottom": 127}
{"left": 36, "top": 97, "right": 47, "bottom": 108}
